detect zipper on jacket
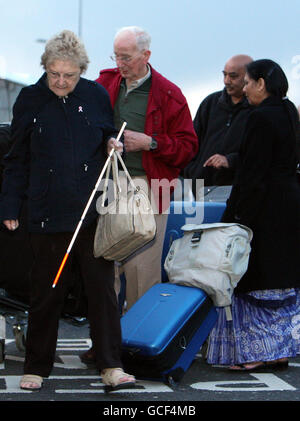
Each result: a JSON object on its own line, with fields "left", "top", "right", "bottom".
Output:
{"left": 41, "top": 217, "right": 49, "bottom": 229}
{"left": 33, "top": 117, "right": 42, "bottom": 133}
{"left": 226, "top": 113, "right": 233, "bottom": 127}
{"left": 60, "top": 94, "right": 78, "bottom": 191}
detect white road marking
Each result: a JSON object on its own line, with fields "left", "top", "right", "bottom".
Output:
{"left": 55, "top": 355, "right": 88, "bottom": 369}
{"left": 190, "top": 373, "right": 296, "bottom": 392}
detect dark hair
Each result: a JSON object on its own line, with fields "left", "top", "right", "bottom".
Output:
{"left": 246, "top": 59, "right": 288, "bottom": 99}
{"left": 247, "top": 60, "right": 299, "bottom": 146}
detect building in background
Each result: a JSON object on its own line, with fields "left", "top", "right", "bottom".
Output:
{"left": 0, "top": 77, "right": 25, "bottom": 122}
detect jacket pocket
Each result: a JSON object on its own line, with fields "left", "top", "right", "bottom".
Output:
{"left": 29, "top": 168, "right": 53, "bottom": 201}
{"left": 28, "top": 168, "right": 53, "bottom": 223}
{"left": 79, "top": 114, "right": 105, "bottom": 143}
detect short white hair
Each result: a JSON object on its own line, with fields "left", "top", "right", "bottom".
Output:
{"left": 114, "top": 26, "right": 151, "bottom": 51}
{"left": 41, "top": 30, "right": 89, "bottom": 73}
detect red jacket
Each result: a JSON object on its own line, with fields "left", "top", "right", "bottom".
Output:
{"left": 96, "top": 65, "right": 198, "bottom": 211}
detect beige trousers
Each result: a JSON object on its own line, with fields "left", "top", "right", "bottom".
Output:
{"left": 114, "top": 175, "right": 169, "bottom": 311}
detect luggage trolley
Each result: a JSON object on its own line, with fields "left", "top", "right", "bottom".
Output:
{"left": 0, "top": 265, "right": 88, "bottom": 362}
{"left": 0, "top": 289, "right": 29, "bottom": 358}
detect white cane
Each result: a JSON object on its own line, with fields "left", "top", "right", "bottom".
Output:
{"left": 52, "top": 121, "right": 127, "bottom": 288}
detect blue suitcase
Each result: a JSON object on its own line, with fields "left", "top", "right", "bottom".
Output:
{"left": 121, "top": 283, "right": 218, "bottom": 384}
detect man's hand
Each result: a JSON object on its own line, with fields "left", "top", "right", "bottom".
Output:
{"left": 123, "top": 129, "right": 152, "bottom": 152}
{"left": 203, "top": 154, "right": 229, "bottom": 169}
{"left": 107, "top": 137, "right": 124, "bottom": 155}
{"left": 3, "top": 220, "right": 19, "bottom": 231}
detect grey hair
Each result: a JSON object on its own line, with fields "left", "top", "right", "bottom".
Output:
{"left": 41, "top": 30, "right": 90, "bottom": 74}
{"left": 114, "top": 26, "right": 151, "bottom": 51}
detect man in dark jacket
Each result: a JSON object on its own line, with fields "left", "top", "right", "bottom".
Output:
{"left": 184, "top": 55, "right": 253, "bottom": 199}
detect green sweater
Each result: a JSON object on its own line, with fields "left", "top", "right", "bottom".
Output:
{"left": 114, "top": 77, "right": 151, "bottom": 176}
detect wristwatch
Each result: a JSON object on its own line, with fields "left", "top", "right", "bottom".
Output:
{"left": 149, "top": 137, "right": 158, "bottom": 151}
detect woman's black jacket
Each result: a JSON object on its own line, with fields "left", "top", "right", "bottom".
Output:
{"left": 0, "top": 73, "right": 118, "bottom": 233}
{"left": 222, "top": 96, "right": 300, "bottom": 292}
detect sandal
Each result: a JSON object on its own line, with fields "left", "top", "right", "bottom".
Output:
{"left": 20, "top": 374, "right": 43, "bottom": 391}
{"left": 229, "top": 364, "right": 248, "bottom": 371}
{"left": 242, "top": 362, "right": 267, "bottom": 371}
{"left": 229, "top": 362, "right": 266, "bottom": 371}
{"left": 101, "top": 367, "right": 136, "bottom": 392}
{"left": 229, "top": 359, "right": 289, "bottom": 372}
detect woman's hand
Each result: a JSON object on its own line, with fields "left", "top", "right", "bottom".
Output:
{"left": 3, "top": 220, "right": 19, "bottom": 231}
{"left": 107, "top": 137, "right": 124, "bottom": 155}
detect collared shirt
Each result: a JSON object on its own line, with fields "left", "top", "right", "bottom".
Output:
{"left": 126, "top": 64, "right": 151, "bottom": 94}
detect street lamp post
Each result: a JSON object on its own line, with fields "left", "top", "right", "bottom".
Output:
{"left": 78, "top": 0, "right": 83, "bottom": 38}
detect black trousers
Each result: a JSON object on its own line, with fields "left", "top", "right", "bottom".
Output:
{"left": 24, "top": 222, "right": 123, "bottom": 377}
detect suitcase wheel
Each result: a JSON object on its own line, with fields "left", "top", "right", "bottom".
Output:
{"left": 165, "top": 367, "right": 185, "bottom": 386}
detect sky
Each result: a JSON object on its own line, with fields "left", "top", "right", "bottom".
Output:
{"left": 1, "top": 0, "right": 300, "bottom": 117}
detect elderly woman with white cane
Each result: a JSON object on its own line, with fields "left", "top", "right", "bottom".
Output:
{"left": 0, "top": 30, "right": 135, "bottom": 391}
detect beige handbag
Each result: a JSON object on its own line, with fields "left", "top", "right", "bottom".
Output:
{"left": 93, "top": 151, "right": 156, "bottom": 261}
{"left": 164, "top": 223, "right": 253, "bottom": 307}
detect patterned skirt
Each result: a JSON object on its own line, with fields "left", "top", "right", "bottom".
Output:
{"left": 206, "top": 288, "right": 300, "bottom": 366}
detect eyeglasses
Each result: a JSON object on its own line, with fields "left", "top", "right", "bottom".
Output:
{"left": 47, "top": 71, "right": 80, "bottom": 81}
{"left": 110, "top": 52, "right": 142, "bottom": 63}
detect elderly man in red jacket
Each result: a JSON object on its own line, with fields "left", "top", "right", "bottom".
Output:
{"left": 96, "top": 25, "right": 197, "bottom": 305}
{"left": 103, "top": 26, "right": 197, "bottom": 290}
{"left": 81, "top": 25, "right": 198, "bottom": 363}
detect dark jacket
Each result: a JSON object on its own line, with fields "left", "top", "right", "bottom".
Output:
{"left": 222, "top": 96, "right": 300, "bottom": 293}
{"left": 296, "top": 121, "right": 300, "bottom": 184}
{"left": 0, "top": 74, "right": 117, "bottom": 233}
{"left": 0, "top": 124, "right": 11, "bottom": 184}
{"left": 184, "top": 89, "right": 252, "bottom": 194}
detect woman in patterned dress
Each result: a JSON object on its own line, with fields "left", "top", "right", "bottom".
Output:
{"left": 207, "top": 59, "right": 300, "bottom": 370}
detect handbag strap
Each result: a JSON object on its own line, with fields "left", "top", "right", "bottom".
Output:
{"left": 101, "top": 158, "right": 112, "bottom": 207}
{"left": 100, "top": 151, "right": 138, "bottom": 207}
{"left": 112, "top": 154, "right": 121, "bottom": 194}
{"left": 114, "top": 150, "right": 138, "bottom": 192}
